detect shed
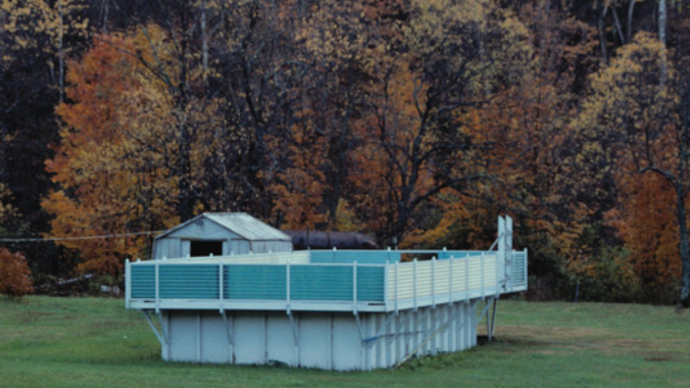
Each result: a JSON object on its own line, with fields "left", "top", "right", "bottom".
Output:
{"left": 152, "top": 213, "right": 292, "bottom": 259}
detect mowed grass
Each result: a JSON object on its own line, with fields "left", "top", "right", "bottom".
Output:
{"left": 1, "top": 297, "right": 689, "bottom": 388}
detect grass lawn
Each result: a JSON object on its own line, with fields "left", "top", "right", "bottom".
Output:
{"left": 1, "top": 296, "right": 689, "bottom": 388}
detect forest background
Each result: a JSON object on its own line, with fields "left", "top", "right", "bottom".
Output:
{"left": 2, "top": 0, "right": 690, "bottom": 306}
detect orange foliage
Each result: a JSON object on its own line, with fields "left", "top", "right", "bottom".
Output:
{"left": 43, "top": 29, "right": 180, "bottom": 275}
{"left": 0, "top": 248, "right": 33, "bottom": 299}
{"left": 267, "top": 124, "right": 329, "bottom": 230}
{"left": 607, "top": 173, "right": 682, "bottom": 287}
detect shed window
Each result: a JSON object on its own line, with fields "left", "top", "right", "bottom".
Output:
{"left": 190, "top": 240, "right": 224, "bottom": 257}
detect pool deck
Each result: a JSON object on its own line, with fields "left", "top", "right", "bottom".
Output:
{"left": 125, "top": 248, "right": 527, "bottom": 314}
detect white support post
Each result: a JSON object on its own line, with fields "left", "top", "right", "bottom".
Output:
{"left": 221, "top": 310, "right": 234, "bottom": 363}
{"left": 142, "top": 311, "right": 166, "bottom": 346}
{"left": 497, "top": 216, "right": 506, "bottom": 290}
{"left": 505, "top": 215, "right": 514, "bottom": 292}
{"left": 353, "top": 261, "right": 358, "bottom": 315}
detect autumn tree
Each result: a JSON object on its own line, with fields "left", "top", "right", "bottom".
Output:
{"left": 348, "top": 0, "right": 533, "bottom": 245}
{"left": 0, "top": 248, "right": 33, "bottom": 299}
{"left": 44, "top": 30, "right": 183, "bottom": 274}
{"left": 606, "top": 173, "right": 679, "bottom": 299}
{"left": 575, "top": 33, "right": 690, "bottom": 307}
{"left": 0, "top": 0, "right": 91, "bottom": 278}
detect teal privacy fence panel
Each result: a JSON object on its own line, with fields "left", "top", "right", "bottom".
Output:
{"left": 290, "top": 265, "right": 352, "bottom": 301}
{"left": 131, "top": 265, "right": 155, "bottom": 299}
{"left": 437, "top": 251, "right": 485, "bottom": 260}
{"left": 224, "top": 265, "right": 287, "bottom": 300}
{"left": 310, "top": 251, "right": 401, "bottom": 264}
{"left": 159, "top": 265, "right": 219, "bottom": 299}
{"left": 130, "top": 262, "right": 385, "bottom": 302}
{"left": 355, "top": 266, "right": 385, "bottom": 302}
{"left": 289, "top": 265, "right": 385, "bottom": 302}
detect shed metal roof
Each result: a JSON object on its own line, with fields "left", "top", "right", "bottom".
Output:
{"left": 155, "top": 213, "right": 291, "bottom": 241}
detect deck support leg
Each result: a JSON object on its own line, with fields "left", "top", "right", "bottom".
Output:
{"left": 393, "top": 308, "right": 452, "bottom": 368}
{"left": 287, "top": 312, "right": 300, "bottom": 346}
{"left": 361, "top": 313, "right": 396, "bottom": 347}
{"left": 354, "top": 313, "right": 365, "bottom": 343}
{"left": 286, "top": 311, "right": 300, "bottom": 365}
{"left": 489, "top": 298, "right": 498, "bottom": 341}
{"left": 220, "top": 310, "right": 234, "bottom": 363}
{"left": 476, "top": 296, "right": 499, "bottom": 342}
{"left": 142, "top": 310, "right": 168, "bottom": 346}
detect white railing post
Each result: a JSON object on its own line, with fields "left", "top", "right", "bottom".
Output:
{"left": 219, "top": 260, "right": 224, "bottom": 312}
{"left": 431, "top": 256, "right": 436, "bottom": 308}
{"left": 413, "top": 258, "right": 418, "bottom": 311}
{"left": 481, "top": 253, "right": 485, "bottom": 299}
{"left": 286, "top": 261, "right": 291, "bottom": 312}
{"left": 524, "top": 248, "right": 529, "bottom": 290}
{"left": 125, "top": 259, "right": 131, "bottom": 308}
{"left": 498, "top": 216, "right": 506, "bottom": 290}
{"left": 465, "top": 254, "right": 470, "bottom": 300}
{"left": 394, "top": 260, "right": 399, "bottom": 315}
{"left": 505, "top": 215, "right": 513, "bottom": 292}
{"left": 384, "top": 261, "right": 390, "bottom": 311}
{"left": 353, "top": 261, "right": 358, "bottom": 315}
{"left": 448, "top": 256, "right": 453, "bottom": 304}
{"left": 155, "top": 258, "right": 160, "bottom": 313}
{"left": 495, "top": 249, "right": 500, "bottom": 296}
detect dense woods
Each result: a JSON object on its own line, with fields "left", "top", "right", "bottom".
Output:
{"left": 1, "top": 0, "right": 690, "bottom": 306}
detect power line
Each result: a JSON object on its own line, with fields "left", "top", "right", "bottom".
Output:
{"left": 0, "top": 230, "right": 165, "bottom": 243}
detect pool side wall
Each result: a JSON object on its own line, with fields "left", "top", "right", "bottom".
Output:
{"left": 159, "top": 299, "right": 478, "bottom": 370}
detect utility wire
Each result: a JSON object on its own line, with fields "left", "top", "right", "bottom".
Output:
{"left": 0, "top": 230, "right": 165, "bottom": 243}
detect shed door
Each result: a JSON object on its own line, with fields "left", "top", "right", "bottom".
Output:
{"left": 190, "top": 240, "right": 224, "bottom": 257}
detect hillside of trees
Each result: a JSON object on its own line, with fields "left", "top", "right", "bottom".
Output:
{"left": 1, "top": 0, "right": 690, "bottom": 306}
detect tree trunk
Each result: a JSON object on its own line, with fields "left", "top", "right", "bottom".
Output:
{"left": 201, "top": 1, "right": 209, "bottom": 79}
{"left": 101, "top": 0, "right": 109, "bottom": 34}
{"left": 175, "top": 6, "right": 194, "bottom": 222}
{"left": 611, "top": 4, "right": 625, "bottom": 45}
{"left": 659, "top": 0, "right": 668, "bottom": 85}
{"left": 676, "top": 186, "right": 690, "bottom": 307}
{"left": 627, "top": 0, "right": 635, "bottom": 42}
{"left": 58, "top": 0, "right": 65, "bottom": 104}
{"left": 597, "top": 0, "right": 608, "bottom": 66}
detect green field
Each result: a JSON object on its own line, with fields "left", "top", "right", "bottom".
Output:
{"left": 1, "top": 297, "right": 689, "bottom": 388}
